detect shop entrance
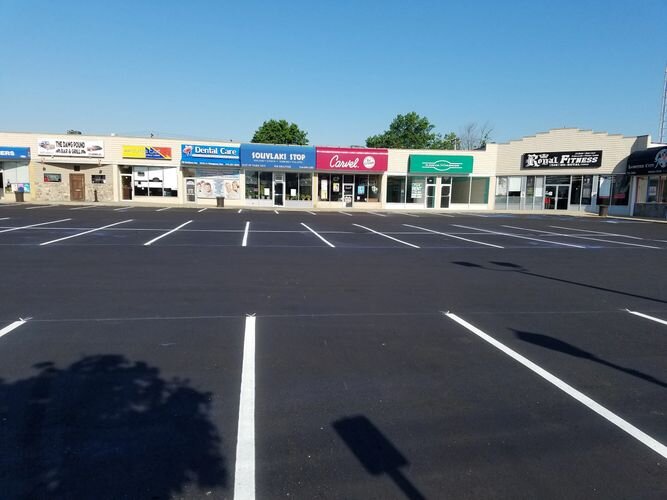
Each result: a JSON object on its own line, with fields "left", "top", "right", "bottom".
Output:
{"left": 343, "top": 183, "right": 354, "bottom": 207}
{"left": 273, "top": 173, "right": 284, "bottom": 207}
{"left": 440, "top": 184, "right": 451, "bottom": 208}
{"left": 426, "top": 177, "right": 437, "bottom": 208}
{"left": 121, "top": 174, "right": 132, "bottom": 200}
{"left": 544, "top": 185, "right": 569, "bottom": 210}
{"left": 70, "top": 173, "right": 85, "bottom": 201}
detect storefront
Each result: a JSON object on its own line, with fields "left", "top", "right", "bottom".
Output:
{"left": 391, "top": 154, "right": 487, "bottom": 209}
{"left": 0, "top": 146, "right": 31, "bottom": 200}
{"left": 35, "top": 138, "right": 113, "bottom": 202}
{"left": 120, "top": 145, "right": 180, "bottom": 203}
{"left": 315, "top": 147, "right": 386, "bottom": 208}
{"left": 627, "top": 146, "right": 667, "bottom": 218}
{"left": 180, "top": 143, "right": 242, "bottom": 205}
{"left": 241, "top": 144, "right": 315, "bottom": 208}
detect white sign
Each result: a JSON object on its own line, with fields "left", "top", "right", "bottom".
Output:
{"left": 38, "top": 138, "right": 105, "bottom": 158}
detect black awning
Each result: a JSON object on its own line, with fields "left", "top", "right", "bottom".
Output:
{"left": 626, "top": 146, "right": 667, "bottom": 175}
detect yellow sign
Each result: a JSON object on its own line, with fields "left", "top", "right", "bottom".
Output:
{"left": 122, "top": 145, "right": 148, "bottom": 159}
{"left": 122, "top": 145, "right": 172, "bottom": 160}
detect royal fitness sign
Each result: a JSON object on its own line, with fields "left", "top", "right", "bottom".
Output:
{"left": 316, "top": 147, "right": 388, "bottom": 172}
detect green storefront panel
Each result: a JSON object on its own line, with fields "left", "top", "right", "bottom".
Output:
{"left": 409, "top": 154, "right": 474, "bottom": 174}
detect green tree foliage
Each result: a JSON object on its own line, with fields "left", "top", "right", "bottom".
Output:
{"left": 251, "top": 119, "right": 308, "bottom": 145}
{"left": 366, "top": 112, "right": 458, "bottom": 149}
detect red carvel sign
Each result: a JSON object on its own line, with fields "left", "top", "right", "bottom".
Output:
{"left": 316, "top": 147, "right": 388, "bottom": 172}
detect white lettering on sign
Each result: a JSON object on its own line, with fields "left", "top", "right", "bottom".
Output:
{"left": 0, "top": 151, "right": 16, "bottom": 156}
{"left": 252, "top": 152, "right": 287, "bottom": 160}
{"left": 329, "top": 155, "right": 360, "bottom": 169}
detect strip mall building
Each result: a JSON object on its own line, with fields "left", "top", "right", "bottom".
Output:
{"left": 0, "top": 128, "right": 665, "bottom": 217}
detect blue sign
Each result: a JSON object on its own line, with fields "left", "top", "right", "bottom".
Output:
{"left": 0, "top": 147, "right": 30, "bottom": 160}
{"left": 240, "top": 144, "right": 315, "bottom": 170}
{"left": 181, "top": 143, "right": 240, "bottom": 166}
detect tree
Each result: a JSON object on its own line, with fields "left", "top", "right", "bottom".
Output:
{"left": 251, "top": 119, "right": 308, "bottom": 145}
{"left": 366, "top": 112, "right": 458, "bottom": 150}
{"left": 458, "top": 122, "right": 493, "bottom": 150}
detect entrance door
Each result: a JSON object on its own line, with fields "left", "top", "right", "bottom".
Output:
{"left": 556, "top": 185, "right": 569, "bottom": 210}
{"left": 343, "top": 183, "right": 354, "bottom": 208}
{"left": 185, "top": 178, "right": 196, "bottom": 203}
{"left": 440, "top": 185, "right": 451, "bottom": 208}
{"left": 274, "top": 179, "right": 284, "bottom": 207}
{"left": 426, "top": 185, "right": 436, "bottom": 208}
{"left": 70, "top": 174, "right": 85, "bottom": 201}
{"left": 122, "top": 175, "right": 133, "bottom": 200}
{"left": 544, "top": 185, "right": 556, "bottom": 209}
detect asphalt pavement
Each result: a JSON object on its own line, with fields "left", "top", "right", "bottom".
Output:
{"left": 0, "top": 203, "right": 666, "bottom": 499}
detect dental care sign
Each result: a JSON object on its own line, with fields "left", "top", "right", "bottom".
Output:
{"left": 38, "top": 138, "right": 105, "bottom": 157}
{"left": 240, "top": 144, "right": 315, "bottom": 169}
{"left": 181, "top": 144, "right": 240, "bottom": 166}
{"left": 316, "top": 147, "right": 388, "bottom": 172}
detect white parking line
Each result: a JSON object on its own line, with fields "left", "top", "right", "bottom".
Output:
{"left": 367, "top": 211, "right": 387, "bottom": 217}
{"left": 198, "top": 208, "right": 208, "bottom": 213}
{"left": 301, "top": 222, "right": 335, "bottom": 247}
{"left": 436, "top": 213, "right": 455, "bottom": 217}
{"left": 401, "top": 213, "right": 419, "bottom": 217}
{"left": 0, "top": 218, "right": 72, "bottom": 234}
{"left": 404, "top": 224, "right": 504, "bottom": 248}
{"left": 70, "top": 205, "right": 96, "bottom": 210}
{"left": 503, "top": 225, "right": 661, "bottom": 249}
{"left": 444, "top": 312, "right": 667, "bottom": 460}
{"left": 26, "top": 204, "right": 57, "bottom": 210}
{"left": 453, "top": 224, "right": 585, "bottom": 248}
{"left": 114, "top": 206, "right": 132, "bottom": 211}
{"left": 39, "top": 219, "right": 133, "bottom": 245}
{"left": 234, "top": 315, "right": 256, "bottom": 500}
{"left": 626, "top": 309, "right": 667, "bottom": 326}
{"left": 339, "top": 211, "right": 353, "bottom": 216}
{"left": 306, "top": 211, "right": 316, "bottom": 216}
{"left": 353, "top": 223, "right": 420, "bottom": 248}
{"left": 549, "top": 225, "right": 644, "bottom": 240}
{"left": 238, "top": 209, "right": 243, "bottom": 214}
{"left": 0, "top": 217, "right": 9, "bottom": 221}
{"left": 274, "top": 210, "right": 279, "bottom": 215}
{"left": 0, "top": 318, "right": 28, "bottom": 340}
{"left": 143, "top": 220, "right": 192, "bottom": 246}
{"left": 156, "top": 207, "right": 171, "bottom": 212}
{"left": 242, "top": 221, "right": 250, "bottom": 247}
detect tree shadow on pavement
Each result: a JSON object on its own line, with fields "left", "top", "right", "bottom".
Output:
{"left": 0, "top": 355, "right": 226, "bottom": 499}
{"left": 514, "top": 329, "right": 667, "bottom": 389}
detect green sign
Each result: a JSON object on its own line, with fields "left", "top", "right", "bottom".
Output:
{"left": 409, "top": 154, "right": 474, "bottom": 174}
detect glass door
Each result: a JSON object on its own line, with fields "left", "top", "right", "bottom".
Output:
{"left": 556, "top": 185, "right": 569, "bottom": 210}
{"left": 121, "top": 175, "right": 133, "bottom": 200}
{"left": 343, "top": 183, "right": 354, "bottom": 207}
{"left": 426, "top": 177, "right": 436, "bottom": 208}
{"left": 274, "top": 175, "right": 284, "bottom": 207}
{"left": 440, "top": 184, "right": 451, "bottom": 208}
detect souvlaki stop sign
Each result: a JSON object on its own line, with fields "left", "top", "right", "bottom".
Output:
{"left": 316, "top": 147, "right": 388, "bottom": 172}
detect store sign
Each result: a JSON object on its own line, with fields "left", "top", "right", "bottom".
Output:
{"left": 522, "top": 150, "right": 602, "bottom": 168}
{"left": 316, "top": 147, "right": 388, "bottom": 172}
{"left": 123, "top": 145, "right": 172, "bottom": 160}
{"left": 240, "top": 144, "right": 315, "bottom": 170}
{"left": 626, "top": 147, "right": 667, "bottom": 175}
{"left": 38, "top": 138, "right": 104, "bottom": 157}
{"left": 409, "top": 154, "right": 473, "bottom": 174}
{"left": 0, "top": 146, "right": 30, "bottom": 159}
{"left": 181, "top": 144, "right": 240, "bottom": 166}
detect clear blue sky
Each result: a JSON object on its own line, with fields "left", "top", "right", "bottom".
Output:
{"left": 1, "top": 0, "right": 665, "bottom": 145}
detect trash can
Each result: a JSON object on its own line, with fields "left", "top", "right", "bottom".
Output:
{"left": 598, "top": 205, "right": 609, "bottom": 217}
{"left": 14, "top": 191, "right": 24, "bottom": 202}
{"left": 216, "top": 196, "right": 225, "bottom": 208}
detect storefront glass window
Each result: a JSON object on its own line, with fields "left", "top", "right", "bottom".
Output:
{"left": 330, "top": 174, "right": 342, "bottom": 201}
{"left": 507, "top": 176, "right": 522, "bottom": 209}
{"left": 355, "top": 175, "right": 368, "bottom": 202}
{"left": 245, "top": 171, "right": 259, "bottom": 199}
{"left": 451, "top": 177, "right": 470, "bottom": 204}
{"left": 387, "top": 176, "right": 406, "bottom": 203}
{"left": 570, "top": 176, "right": 582, "bottom": 204}
{"left": 597, "top": 175, "right": 612, "bottom": 206}
{"left": 611, "top": 175, "right": 630, "bottom": 206}
{"left": 647, "top": 176, "right": 659, "bottom": 203}
{"left": 299, "top": 173, "right": 312, "bottom": 201}
{"left": 661, "top": 178, "right": 667, "bottom": 203}
{"left": 470, "top": 178, "right": 489, "bottom": 203}
{"left": 406, "top": 176, "right": 425, "bottom": 204}
{"left": 581, "top": 176, "right": 593, "bottom": 205}
{"left": 495, "top": 176, "right": 508, "bottom": 209}
{"left": 286, "top": 173, "right": 299, "bottom": 200}
{"left": 132, "top": 166, "right": 178, "bottom": 197}
{"left": 259, "top": 171, "right": 272, "bottom": 200}
{"left": 368, "top": 175, "right": 380, "bottom": 202}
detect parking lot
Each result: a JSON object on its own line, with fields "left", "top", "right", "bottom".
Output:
{"left": 1, "top": 204, "right": 666, "bottom": 499}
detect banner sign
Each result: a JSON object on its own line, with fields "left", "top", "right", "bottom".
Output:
{"left": 123, "top": 145, "right": 172, "bottom": 160}
{"left": 409, "top": 154, "right": 473, "bottom": 174}
{"left": 195, "top": 167, "right": 241, "bottom": 199}
{"left": 0, "top": 146, "right": 30, "bottom": 160}
{"left": 181, "top": 144, "right": 240, "bottom": 166}
{"left": 522, "top": 150, "right": 602, "bottom": 168}
{"left": 38, "top": 138, "right": 104, "bottom": 158}
{"left": 240, "top": 144, "right": 315, "bottom": 169}
{"left": 316, "top": 147, "right": 388, "bottom": 172}
{"left": 626, "top": 147, "right": 667, "bottom": 175}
